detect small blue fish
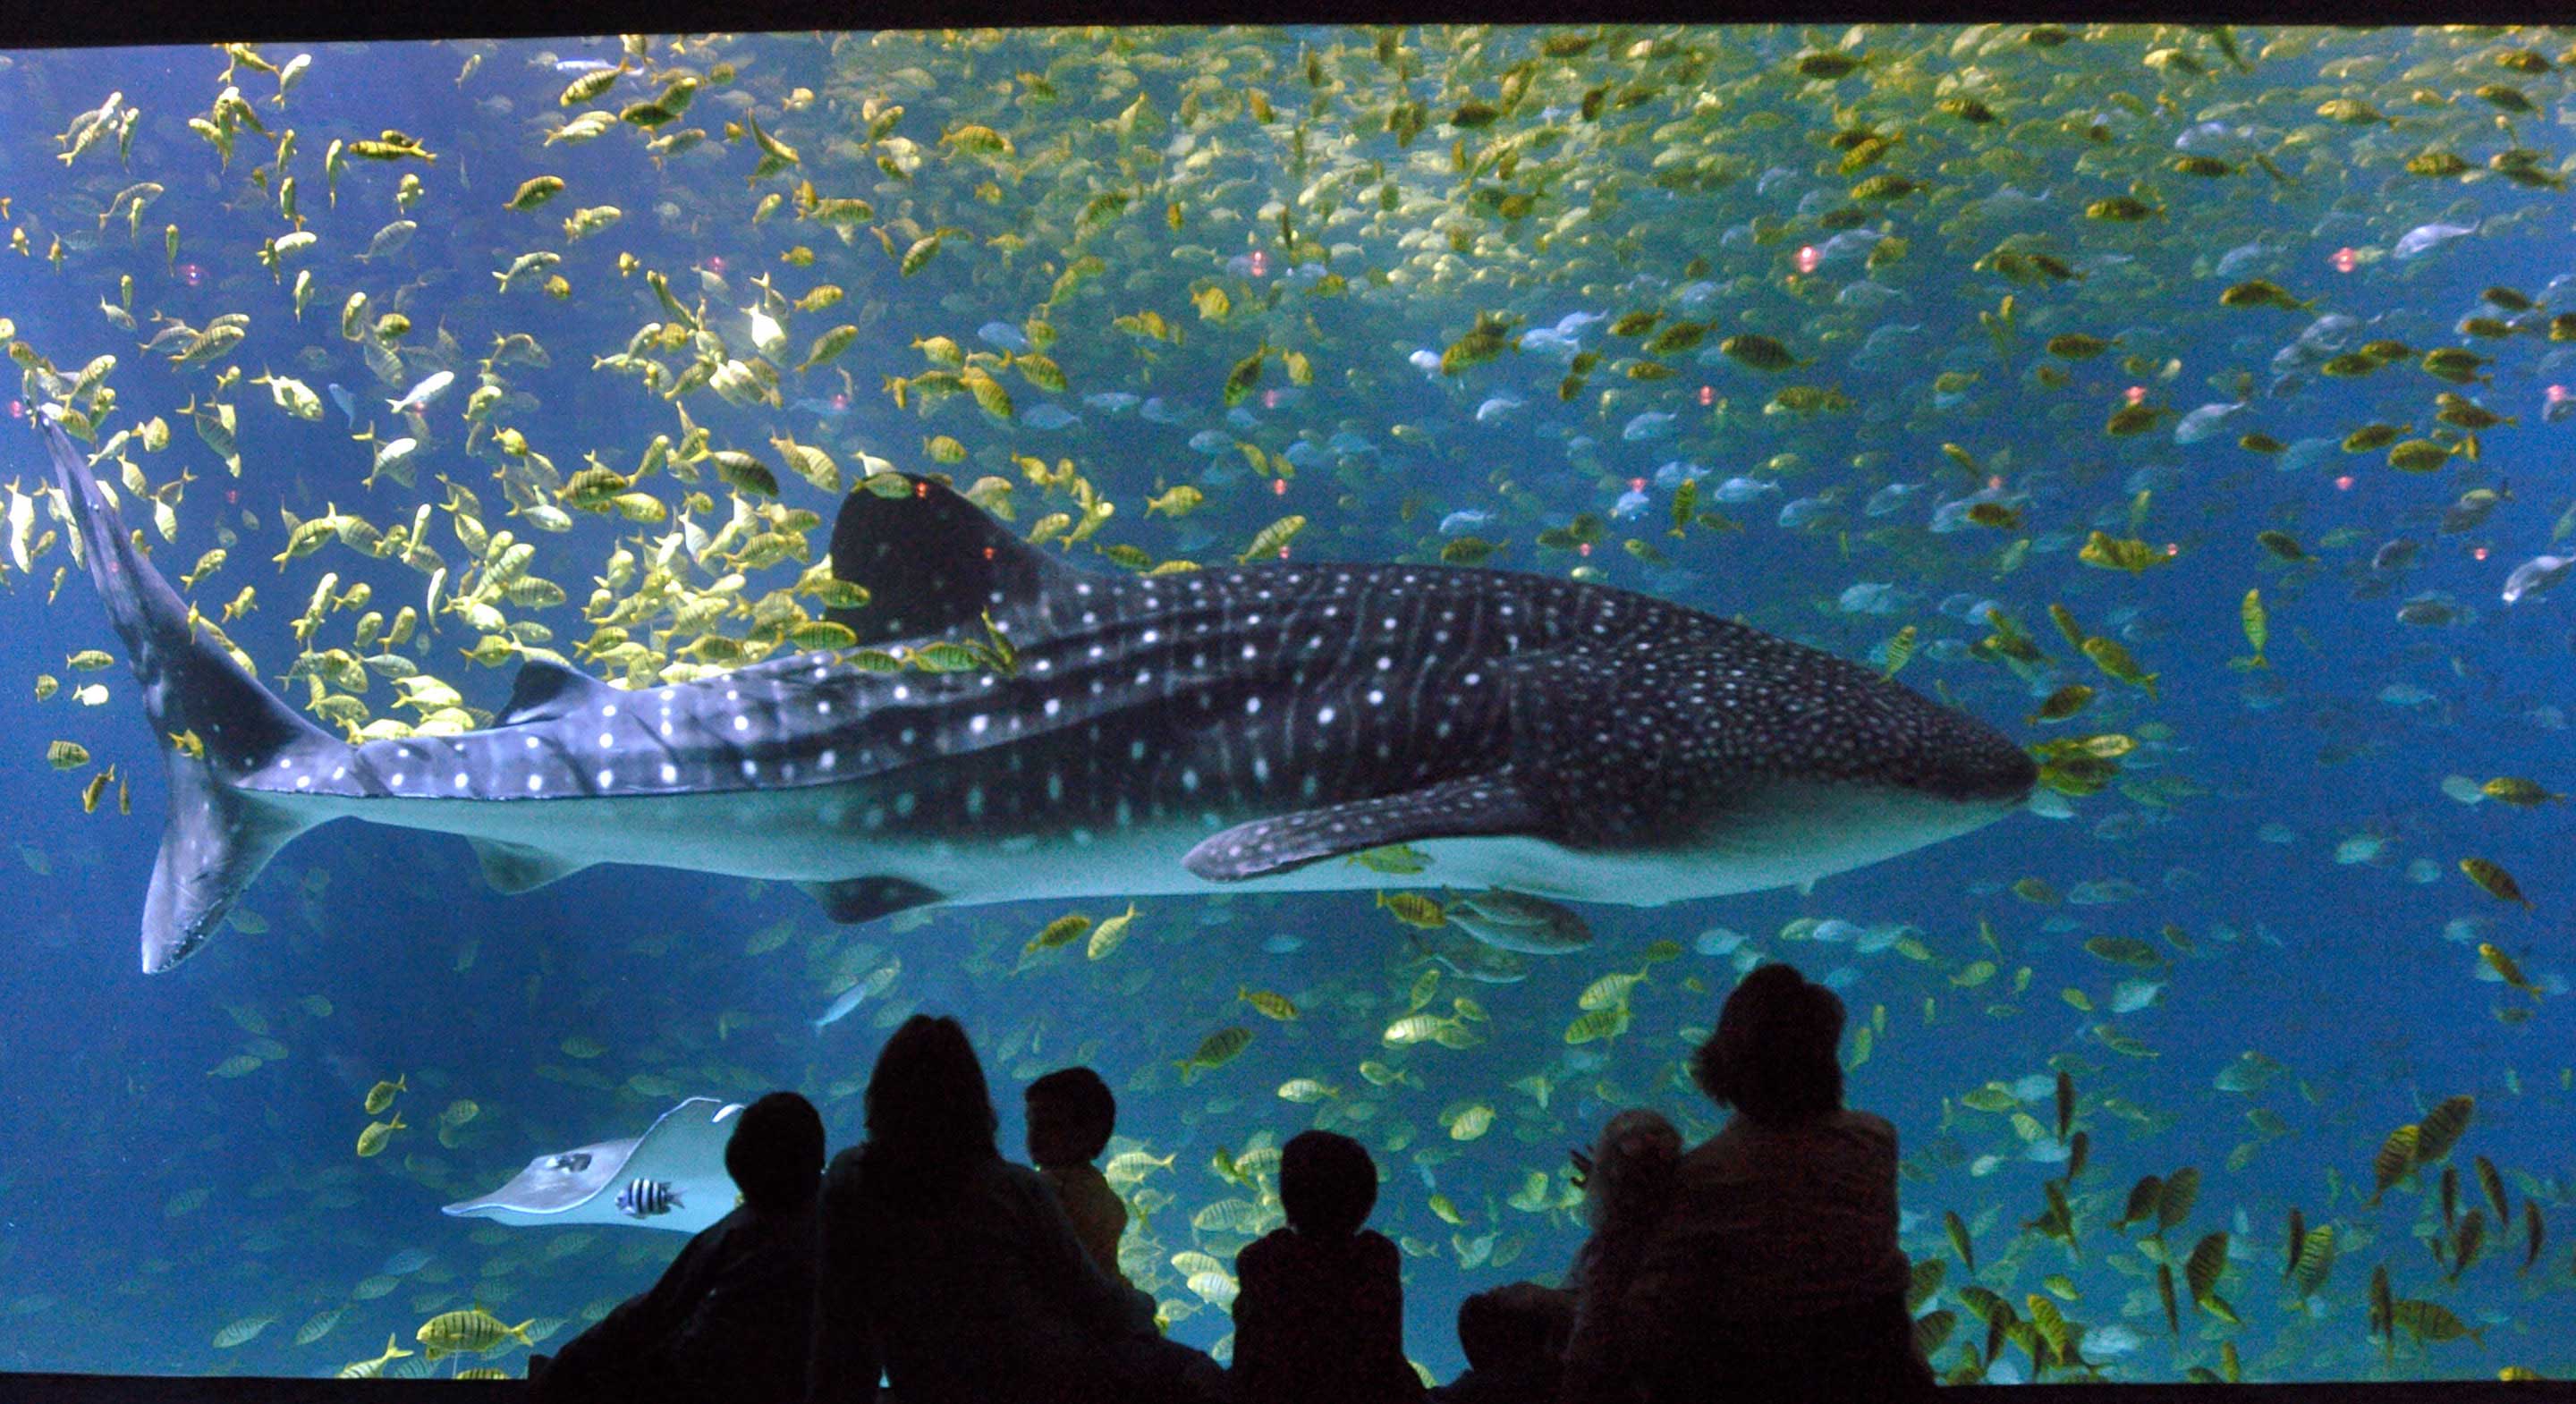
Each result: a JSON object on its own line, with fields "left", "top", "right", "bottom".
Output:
{"left": 1021, "top": 404, "right": 1081, "bottom": 430}
{"left": 1864, "top": 482, "right": 1925, "bottom": 517}
{"left": 326, "top": 383, "right": 358, "bottom": 427}
{"left": 615, "top": 1179, "right": 681, "bottom": 1219}
{"left": 1140, "top": 396, "right": 1188, "bottom": 425}
{"left": 1620, "top": 411, "right": 1675, "bottom": 442}
{"left": 1081, "top": 392, "right": 1140, "bottom": 414}
{"left": 976, "top": 320, "right": 1030, "bottom": 352}
{"left": 2392, "top": 222, "right": 2474, "bottom": 261}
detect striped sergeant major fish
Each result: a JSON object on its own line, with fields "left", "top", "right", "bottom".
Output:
{"left": 615, "top": 1178, "right": 680, "bottom": 1219}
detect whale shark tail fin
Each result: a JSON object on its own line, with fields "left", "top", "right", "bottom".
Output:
{"left": 824, "top": 473, "right": 1083, "bottom": 646}
{"left": 38, "top": 410, "right": 333, "bottom": 972}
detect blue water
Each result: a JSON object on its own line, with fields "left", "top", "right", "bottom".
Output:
{"left": 1, "top": 25, "right": 2572, "bottom": 1384}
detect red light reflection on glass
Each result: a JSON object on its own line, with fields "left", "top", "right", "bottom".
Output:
{"left": 176, "top": 263, "right": 206, "bottom": 287}
{"left": 1698, "top": 385, "right": 1715, "bottom": 407}
{"left": 1577, "top": 542, "right": 1592, "bottom": 557}
{"left": 2334, "top": 475, "right": 2354, "bottom": 491}
{"left": 1261, "top": 389, "right": 1281, "bottom": 410}
{"left": 1795, "top": 245, "right": 1822, "bottom": 275}
{"left": 2123, "top": 385, "right": 2148, "bottom": 405}
{"left": 1272, "top": 478, "right": 1287, "bottom": 496}
{"left": 2474, "top": 546, "right": 2489, "bottom": 562}
{"left": 2331, "top": 247, "right": 2358, "bottom": 274}
{"left": 1246, "top": 250, "right": 1269, "bottom": 278}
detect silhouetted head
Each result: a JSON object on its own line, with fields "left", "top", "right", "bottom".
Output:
{"left": 860, "top": 1014, "right": 998, "bottom": 1207}
{"left": 1691, "top": 963, "right": 1846, "bottom": 1128}
{"left": 725, "top": 1091, "right": 826, "bottom": 1213}
{"left": 1457, "top": 1281, "right": 1575, "bottom": 1377}
{"left": 1583, "top": 1108, "right": 1682, "bottom": 1231}
{"left": 1279, "top": 1129, "right": 1377, "bottom": 1238}
{"left": 1024, "top": 1066, "right": 1116, "bottom": 1169}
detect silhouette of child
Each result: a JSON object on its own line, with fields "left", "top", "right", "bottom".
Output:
{"left": 1230, "top": 1129, "right": 1424, "bottom": 1404}
{"left": 1557, "top": 1109, "right": 1682, "bottom": 1404}
{"left": 533, "top": 1091, "right": 824, "bottom": 1404}
{"left": 1428, "top": 1281, "right": 1575, "bottom": 1404}
{"left": 1026, "top": 1066, "right": 1131, "bottom": 1285}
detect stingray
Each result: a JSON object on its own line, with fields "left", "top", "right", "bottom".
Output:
{"left": 442, "top": 1096, "right": 743, "bottom": 1235}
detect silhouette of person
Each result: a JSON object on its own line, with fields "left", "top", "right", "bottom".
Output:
{"left": 1026, "top": 1066, "right": 1130, "bottom": 1285}
{"left": 807, "top": 1014, "right": 1219, "bottom": 1404}
{"left": 1620, "top": 963, "right": 1932, "bottom": 1403}
{"left": 1230, "top": 1129, "right": 1425, "bottom": 1404}
{"left": 533, "top": 1091, "right": 826, "bottom": 1404}
{"left": 1555, "top": 1109, "right": 1682, "bottom": 1404}
{"left": 1428, "top": 1281, "right": 1576, "bottom": 1404}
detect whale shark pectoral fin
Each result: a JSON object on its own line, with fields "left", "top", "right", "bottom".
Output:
{"left": 1182, "top": 772, "right": 1547, "bottom": 881}
{"left": 493, "top": 659, "right": 619, "bottom": 727}
{"left": 802, "top": 875, "right": 945, "bottom": 924}
{"left": 469, "top": 840, "right": 591, "bottom": 894}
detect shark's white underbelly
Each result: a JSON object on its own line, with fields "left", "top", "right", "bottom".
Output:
{"left": 284, "top": 773, "right": 2018, "bottom": 910}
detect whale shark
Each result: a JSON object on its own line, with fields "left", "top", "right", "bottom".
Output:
{"left": 38, "top": 410, "right": 2034, "bottom": 974}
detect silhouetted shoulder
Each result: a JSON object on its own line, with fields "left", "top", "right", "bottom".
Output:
{"left": 1840, "top": 1110, "right": 1898, "bottom": 1148}
{"left": 1235, "top": 1226, "right": 1295, "bottom": 1274}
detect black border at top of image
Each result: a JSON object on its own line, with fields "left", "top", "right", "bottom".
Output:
{"left": 0, "top": 0, "right": 2524, "bottom": 63}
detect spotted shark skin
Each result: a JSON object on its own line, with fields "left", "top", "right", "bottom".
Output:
{"left": 38, "top": 413, "right": 2034, "bottom": 974}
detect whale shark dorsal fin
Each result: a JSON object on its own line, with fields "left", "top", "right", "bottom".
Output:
{"left": 826, "top": 474, "right": 1080, "bottom": 645}
{"left": 470, "top": 839, "right": 591, "bottom": 894}
{"left": 495, "top": 659, "right": 617, "bottom": 728}
{"left": 1183, "top": 771, "right": 1548, "bottom": 881}
{"left": 802, "top": 875, "right": 945, "bottom": 924}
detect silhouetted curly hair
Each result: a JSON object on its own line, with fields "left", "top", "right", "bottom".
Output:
{"left": 1025, "top": 1066, "right": 1117, "bottom": 1162}
{"left": 1279, "top": 1129, "right": 1378, "bottom": 1238}
{"left": 725, "top": 1090, "right": 826, "bottom": 1212}
{"left": 858, "top": 1014, "right": 999, "bottom": 1209}
{"left": 1690, "top": 963, "right": 1845, "bottom": 1127}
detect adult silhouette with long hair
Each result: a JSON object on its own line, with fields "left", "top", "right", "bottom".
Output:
{"left": 807, "top": 1014, "right": 1217, "bottom": 1404}
{"left": 1619, "top": 964, "right": 1932, "bottom": 1402}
